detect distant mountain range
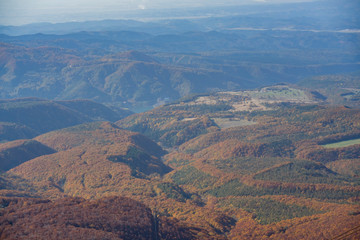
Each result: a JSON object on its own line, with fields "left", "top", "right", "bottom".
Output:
{"left": 0, "top": 30, "right": 359, "bottom": 111}
{"left": 1, "top": 0, "right": 359, "bottom": 36}
{"left": 0, "top": 0, "right": 359, "bottom": 111}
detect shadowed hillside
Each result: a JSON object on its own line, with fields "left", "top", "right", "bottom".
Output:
{"left": 0, "top": 139, "right": 55, "bottom": 171}
{"left": 0, "top": 98, "right": 131, "bottom": 141}
{"left": 0, "top": 122, "right": 38, "bottom": 142}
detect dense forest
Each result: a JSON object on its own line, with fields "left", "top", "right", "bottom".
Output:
{"left": 0, "top": 0, "right": 359, "bottom": 238}
{"left": 1, "top": 86, "right": 359, "bottom": 239}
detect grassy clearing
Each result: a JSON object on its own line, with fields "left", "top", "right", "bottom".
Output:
{"left": 212, "top": 118, "right": 256, "bottom": 129}
{"left": 249, "top": 86, "right": 310, "bottom": 101}
{"left": 322, "top": 138, "right": 360, "bottom": 149}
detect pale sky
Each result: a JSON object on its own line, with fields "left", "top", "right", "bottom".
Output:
{"left": 0, "top": 0, "right": 316, "bottom": 26}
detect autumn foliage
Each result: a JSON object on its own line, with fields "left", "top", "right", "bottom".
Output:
{"left": 1, "top": 97, "right": 360, "bottom": 239}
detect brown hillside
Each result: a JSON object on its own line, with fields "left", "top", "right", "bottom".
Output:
{"left": 0, "top": 196, "right": 197, "bottom": 240}
{"left": 5, "top": 103, "right": 360, "bottom": 239}
{"left": 10, "top": 122, "right": 170, "bottom": 199}
{"left": 7, "top": 122, "right": 239, "bottom": 239}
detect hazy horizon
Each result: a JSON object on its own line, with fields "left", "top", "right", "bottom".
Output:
{"left": 1, "top": 0, "right": 317, "bottom": 26}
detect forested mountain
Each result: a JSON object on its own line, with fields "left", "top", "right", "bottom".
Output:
{"left": 0, "top": 0, "right": 359, "bottom": 239}
{"left": 1, "top": 87, "right": 359, "bottom": 239}
{"left": 0, "top": 196, "right": 200, "bottom": 240}
{"left": 0, "top": 0, "right": 359, "bottom": 111}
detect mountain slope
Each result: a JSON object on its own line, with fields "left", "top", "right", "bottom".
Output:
{"left": 5, "top": 121, "right": 239, "bottom": 239}
{"left": 56, "top": 99, "right": 132, "bottom": 122}
{"left": 0, "top": 139, "right": 55, "bottom": 171}
{"left": 0, "top": 98, "right": 90, "bottom": 134}
{"left": 0, "top": 196, "right": 198, "bottom": 240}
{"left": 9, "top": 122, "right": 170, "bottom": 199}
{"left": 0, "top": 122, "right": 38, "bottom": 142}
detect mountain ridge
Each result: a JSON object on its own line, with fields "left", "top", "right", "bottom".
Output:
{"left": 1, "top": 26, "right": 358, "bottom": 110}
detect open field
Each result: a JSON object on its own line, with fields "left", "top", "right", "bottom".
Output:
{"left": 322, "top": 138, "right": 360, "bottom": 149}
{"left": 212, "top": 118, "right": 256, "bottom": 129}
